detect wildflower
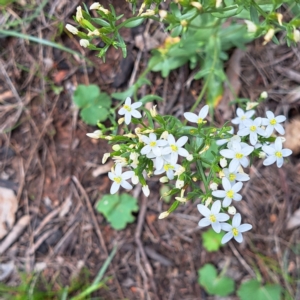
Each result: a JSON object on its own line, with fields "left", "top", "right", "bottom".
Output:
{"left": 228, "top": 206, "right": 236, "bottom": 215}
{"left": 210, "top": 182, "right": 218, "bottom": 191}
{"left": 90, "top": 2, "right": 101, "bottom": 10}
{"left": 154, "top": 161, "right": 180, "bottom": 180}
{"left": 222, "top": 168, "right": 250, "bottom": 185}
{"left": 162, "top": 134, "right": 189, "bottom": 162}
{"left": 220, "top": 157, "right": 227, "bottom": 168}
{"left": 260, "top": 91, "right": 268, "bottom": 99}
{"left": 86, "top": 130, "right": 102, "bottom": 139}
{"left": 220, "top": 142, "right": 254, "bottom": 172}
{"left": 184, "top": 105, "right": 209, "bottom": 124}
{"left": 197, "top": 200, "right": 229, "bottom": 233}
{"left": 108, "top": 164, "right": 134, "bottom": 194}
{"left": 66, "top": 24, "right": 78, "bottom": 35}
{"left": 262, "top": 137, "right": 292, "bottom": 168}
{"left": 212, "top": 177, "right": 243, "bottom": 207}
{"left": 79, "top": 39, "right": 90, "bottom": 48}
{"left": 76, "top": 6, "right": 83, "bottom": 22}
{"left": 221, "top": 213, "right": 252, "bottom": 244}
{"left": 158, "top": 211, "right": 169, "bottom": 219}
{"left": 118, "top": 97, "right": 142, "bottom": 125}
{"left": 141, "top": 133, "right": 167, "bottom": 157}
{"left": 237, "top": 117, "right": 265, "bottom": 146}
{"left": 246, "top": 102, "right": 259, "bottom": 110}
{"left": 176, "top": 179, "right": 185, "bottom": 189}
{"left": 142, "top": 185, "right": 150, "bottom": 197}
{"left": 231, "top": 108, "right": 255, "bottom": 130}
{"left": 261, "top": 111, "right": 286, "bottom": 137}
{"left": 186, "top": 154, "right": 193, "bottom": 161}
{"left": 102, "top": 153, "right": 110, "bottom": 164}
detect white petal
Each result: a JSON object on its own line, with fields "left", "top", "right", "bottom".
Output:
{"left": 184, "top": 112, "right": 198, "bottom": 123}
{"left": 217, "top": 213, "right": 230, "bottom": 222}
{"left": 232, "top": 181, "right": 243, "bottom": 193}
{"left": 264, "top": 125, "right": 273, "bottom": 138}
{"left": 152, "top": 146, "right": 161, "bottom": 157}
{"left": 131, "top": 101, "right": 142, "bottom": 109}
{"left": 198, "top": 105, "right": 209, "bottom": 119}
{"left": 236, "top": 108, "right": 244, "bottom": 117}
{"left": 149, "top": 132, "right": 157, "bottom": 141}
{"left": 211, "top": 200, "right": 221, "bottom": 214}
{"left": 125, "top": 113, "right": 131, "bottom": 124}
{"left": 167, "top": 134, "right": 175, "bottom": 145}
{"left": 232, "top": 213, "right": 241, "bottom": 227}
{"left": 276, "top": 157, "right": 284, "bottom": 168}
{"left": 282, "top": 149, "right": 292, "bottom": 157}
{"left": 178, "top": 148, "right": 189, "bottom": 157}
{"left": 131, "top": 110, "right": 142, "bottom": 119}
{"left": 141, "top": 145, "right": 151, "bottom": 155}
{"left": 275, "top": 115, "right": 286, "bottom": 123}
{"left": 220, "top": 149, "right": 235, "bottom": 159}
{"left": 221, "top": 232, "right": 233, "bottom": 244}
{"left": 245, "top": 110, "right": 255, "bottom": 118}
{"left": 274, "top": 123, "right": 285, "bottom": 135}
{"left": 229, "top": 159, "right": 239, "bottom": 173}
{"left": 197, "top": 204, "right": 211, "bottom": 217}
{"left": 238, "top": 224, "right": 252, "bottom": 232}
{"left": 233, "top": 193, "right": 242, "bottom": 201}
{"left": 263, "top": 156, "right": 276, "bottom": 166}
{"left": 121, "top": 180, "right": 132, "bottom": 190}
{"left": 242, "top": 145, "right": 254, "bottom": 156}
{"left": 221, "top": 223, "right": 232, "bottom": 231}
{"left": 118, "top": 107, "right": 125, "bottom": 115}
{"left": 212, "top": 190, "right": 226, "bottom": 198}
{"left": 155, "top": 157, "right": 164, "bottom": 170}
{"left": 262, "top": 145, "right": 275, "bottom": 155}
{"left": 266, "top": 111, "right": 274, "bottom": 119}
{"left": 223, "top": 197, "right": 232, "bottom": 207}
{"left": 222, "top": 177, "right": 232, "bottom": 191}
{"left": 176, "top": 136, "right": 188, "bottom": 147}
{"left": 198, "top": 218, "right": 211, "bottom": 227}
{"left": 122, "top": 171, "right": 134, "bottom": 180}
{"left": 234, "top": 232, "right": 243, "bottom": 243}
{"left": 275, "top": 137, "right": 282, "bottom": 150}
{"left": 239, "top": 157, "right": 249, "bottom": 168}
{"left": 249, "top": 132, "right": 257, "bottom": 146}
{"left": 212, "top": 222, "right": 221, "bottom": 233}
{"left": 235, "top": 173, "right": 250, "bottom": 181}
{"left": 110, "top": 182, "right": 120, "bottom": 194}
{"left": 108, "top": 172, "right": 115, "bottom": 181}
{"left": 125, "top": 97, "right": 131, "bottom": 105}
{"left": 237, "top": 128, "right": 249, "bottom": 137}
{"left": 115, "top": 164, "right": 122, "bottom": 175}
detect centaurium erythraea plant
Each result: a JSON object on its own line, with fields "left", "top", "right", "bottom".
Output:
{"left": 86, "top": 97, "right": 292, "bottom": 245}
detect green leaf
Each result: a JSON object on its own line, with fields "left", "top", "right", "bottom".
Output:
{"left": 80, "top": 106, "right": 109, "bottom": 125}
{"left": 139, "top": 94, "right": 164, "bottom": 104}
{"left": 198, "top": 264, "right": 235, "bottom": 296}
{"left": 73, "top": 85, "right": 101, "bottom": 108}
{"left": 123, "top": 17, "right": 144, "bottom": 28}
{"left": 202, "top": 228, "right": 224, "bottom": 252}
{"left": 96, "top": 194, "right": 139, "bottom": 230}
{"left": 250, "top": 5, "right": 259, "bottom": 23}
{"left": 237, "top": 279, "right": 282, "bottom": 300}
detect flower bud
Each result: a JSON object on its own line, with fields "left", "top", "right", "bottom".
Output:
{"left": 277, "top": 13, "right": 283, "bottom": 26}
{"left": 150, "top": 105, "right": 157, "bottom": 117}
{"left": 141, "top": 9, "right": 156, "bottom": 17}
{"left": 160, "top": 176, "right": 169, "bottom": 183}
{"left": 220, "top": 157, "right": 227, "bottom": 168}
{"left": 191, "top": 2, "right": 202, "bottom": 10}
{"left": 160, "top": 131, "right": 169, "bottom": 140}
{"left": 112, "top": 145, "right": 121, "bottom": 151}
{"left": 174, "top": 166, "right": 185, "bottom": 176}
{"left": 105, "top": 136, "right": 113, "bottom": 140}
{"left": 205, "top": 197, "right": 212, "bottom": 207}
{"left": 180, "top": 20, "right": 188, "bottom": 27}
{"left": 293, "top": 29, "right": 300, "bottom": 42}
{"left": 219, "top": 170, "right": 225, "bottom": 178}
{"left": 176, "top": 180, "right": 184, "bottom": 189}
{"left": 159, "top": 10, "right": 167, "bottom": 21}
{"left": 158, "top": 211, "right": 169, "bottom": 219}
{"left": 76, "top": 6, "right": 83, "bottom": 22}
{"left": 118, "top": 117, "right": 124, "bottom": 125}
{"left": 260, "top": 91, "right": 268, "bottom": 99}
{"left": 258, "top": 151, "right": 266, "bottom": 159}
{"left": 66, "top": 24, "right": 78, "bottom": 35}
{"left": 142, "top": 185, "right": 150, "bottom": 197}
{"left": 102, "top": 153, "right": 110, "bottom": 164}
{"left": 186, "top": 154, "right": 193, "bottom": 161}
{"left": 246, "top": 102, "right": 259, "bottom": 110}
{"left": 80, "top": 39, "right": 90, "bottom": 48}
{"left": 216, "top": 0, "right": 222, "bottom": 8}
{"left": 135, "top": 127, "right": 141, "bottom": 134}
{"left": 86, "top": 130, "right": 102, "bottom": 139}
{"left": 244, "top": 20, "right": 257, "bottom": 33}
{"left": 263, "top": 28, "right": 275, "bottom": 45}
{"left": 210, "top": 182, "right": 218, "bottom": 191}
{"left": 228, "top": 206, "right": 236, "bottom": 215}
{"left": 132, "top": 174, "right": 139, "bottom": 185}
{"left": 90, "top": 2, "right": 101, "bottom": 10}
{"left": 124, "top": 133, "right": 136, "bottom": 138}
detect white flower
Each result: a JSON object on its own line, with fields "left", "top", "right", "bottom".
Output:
{"left": 76, "top": 6, "right": 83, "bottom": 22}
{"left": 261, "top": 111, "right": 286, "bottom": 137}
{"left": 210, "top": 182, "right": 218, "bottom": 191}
{"left": 220, "top": 157, "right": 227, "bottom": 168}
{"left": 231, "top": 108, "right": 255, "bottom": 130}
{"left": 262, "top": 137, "right": 292, "bottom": 168}
{"left": 220, "top": 142, "right": 254, "bottom": 172}
{"left": 176, "top": 179, "right": 184, "bottom": 189}
{"left": 184, "top": 105, "right": 209, "bottom": 124}
{"left": 221, "top": 213, "right": 252, "bottom": 244}
{"left": 86, "top": 130, "right": 102, "bottom": 139}
{"left": 90, "top": 2, "right": 101, "bottom": 10}
{"left": 66, "top": 24, "right": 78, "bottom": 35}
{"left": 142, "top": 185, "right": 150, "bottom": 197}
{"left": 162, "top": 134, "right": 189, "bottom": 162}
{"left": 141, "top": 133, "right": 167, "bottom": 157}
{"left": 118, "top": 97, "right": 142, "bottom": 125}
{"left": 108, "top": 164, "right": 134, "bottom": 194}
{"left": 237, "top": 117, "right": 265, "bottom": 146}
{"left": 222, "top": 168, "right": 250, "bottom": 185}
{"left": 212, "top": 177, "right": 243, "bottom": 207}
{"left": 197, "top": 200, "right": 230, "bottom": 233}
{"left": 80, "top": 39, "right": 90, "bottom": 48}
{"left": 154, "top": 161, "right": 180, "bottom": 180}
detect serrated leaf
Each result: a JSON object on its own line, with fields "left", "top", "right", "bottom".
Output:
{"left": 202, "top": 228, "right": 224, "bottom": 252}
{"left": 237, "top": 279, "right": 282, "bottom": 300}
{"left": 96, "top": 194, "right": 139, "bottom": 230}
{"left": 80, "top": 106, "right": 109, "bottom": 125}
{"left": 73, "top": 85, "right": 101, "bottom": 108}
{"left": 198, "top": 264, "right": 235, "bottom": 296}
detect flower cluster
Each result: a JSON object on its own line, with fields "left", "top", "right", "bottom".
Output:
{"left": 87, "top": 97, "right": 292, "bottom": 244}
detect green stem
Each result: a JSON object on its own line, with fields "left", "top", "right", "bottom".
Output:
{"left": 196, "top": 160, "right": 208, "bottom": 193}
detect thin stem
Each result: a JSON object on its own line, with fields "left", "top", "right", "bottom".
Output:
{"left": 196, "top": 160, "right": 208, "bottom": 193}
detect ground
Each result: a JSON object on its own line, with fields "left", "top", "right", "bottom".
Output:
{"left": 0, "top": 1, "right": 300, "bottom": 299}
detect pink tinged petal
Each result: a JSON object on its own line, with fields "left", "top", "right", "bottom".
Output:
{"left": 118, "top": 107, "right": 126, "bottom": 115}
{"left": 121, "top": 180, "right": 132, "bottom": 190}
{"left": 242, "top": 146, "right": 254, "bottom": 156}
{"left": 178, "top": 148, "right": 189, "bottom": 157}
{"left": 184, "top": 112, "right": 198, "bottom": 123}
{"left": 263, "top": 156, "right": 276, "bottom": 166}
{"left": 131, "top": 110, "right": 142, "bottom": 118}
{"left": 156, "top": 140, "right": 168, "bottom": 147}
{"left": 125, "top": 97, "right": 131, "bottom": 105}
{"left": 149, "top": 133, "right": 157, "bottom": 141}
{"left": 212, "top": 222, "right": 221, "bottom": 233}
{"left": 222, "top": 197, "right": 232, "bottom": 207}
{"left": 237, "top": 128, "right": 250, "bottom": 137}
{"left": 115, "top": 164, "right": 122, "bottom": 175}
{"left": 232, "top": 181, "right": 243, "bottom": 193}
{"left": 266, "top": 111, "right": 274, "bottom": 119}
{"left": 122, "top": 171, "right": 134, "bottom": 180}
{"left": 110, "top": 182, "right": 120, "bottom": 194}
{"left": 217, "top": 213, "right": 230, "bottom": 222}
{"left": 141, "top": 145, "right": 151, "bottom": 155}
{"left": 198, "top": 218, "right": 211, "bottom": 227}
{"left": 229, "top": 159, "right": 240, "bottom": 173}
{"left": 262, "top": 145, "right": 275, "bottom": 155}
{"left": 199, "top": 105, "right": 209, "bottom": 119}
{"left": 125, "top": 113, "right": 131, "bottom": 124}
{"left": 249, "top": 132, "right": 258, "bottom": 145}
{"left": 222, "top": 232, "right": 233, "bottom": 244}
{"left": 238, "top": 224, "right": 252, "bottom": 232}
{"left": 275, "top": 137, "right": 282, "bottom": 150}
{"left": 211, "top": 200, "right": 221, "bottom": 214}
{"left": 264, "top": 125, "right": 273, "bottom": 138}
{"left": 220, "top": 149, "right": 235, "bottom": 159}
{"left": 212, "top": 190, "right": 226, "bottom": 198}
{"left": 276, "top": 157, "right": 284, "bottom": 168}
{"left": 274, "top": 123, "right": 285, "bottom": 135}
{"left": 282, "top": 149, "right": 292, "bottom": 157}
{"left": 222, "top": 177, "right": 232, "bottom": 191}
{"left": 131, "top": 101, "right": 142, "bottom": 109}
{"left": 234, "top": 232, "right": 243, "bottom": 243}
{"left": 176, "top": 136, "right": 188, "bottom": 147}
{"left": 152, "top": 146, "right": 161, "bottom": 157}
{"left": 235, "top": 173, "right": 250, "bottom": 181}
{"left": 245, "top": 110, "right": 255, "bottom": 118}
{"left": 232, "top": 213, "right": 241, "bottom": 227}
{"left": 221, "top": 223, "right": 232, "bottom": 231}
{"left": 233, "top": 194, "right": 242, "bottom": 201}
{"left": 197, "top": 204, "right": 212, "bottom": 217}
{"left": 275, "top": 115, "right": 286, "bottom": 123}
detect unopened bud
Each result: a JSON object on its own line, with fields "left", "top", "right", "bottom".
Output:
{"left": 158, "top": 211, "right": 169, "bottom": 219}
{"left": 160, "top": 131, "right": 169, "bottom": 140}
{"left": 216, "top": 0, "right": 222, "bottom": 8}
{"left": 160, "top": 176, "right": 169, "bottom": 183}
{"left": 112, "top": 145, "right": 121, "bottom": 151}
{"left": 66, "top": 24, "right": 78, "bottom": 35}
{"left": 86, "top": 130, "right": 102, "bottom": 139}
{"left": 191, "top": 2, "right": 202, "bottom": 10}
{"left": 90, "top": 2, "right": 101, "bottom": 10}
{"left": 141, "top": 9, "right": 156, "bottom": 17}
{"left": 102, "top": 153, "right": 110, "bottom": 164}
{"left": 228, "top": 206, "right": 236, "bottom": 215}
{"left": 176, "top": 180, "right": 184, "bottom": 189}
{"left": 132, "top": 174, "right": 139, "bottom": 185}
{"left": 118, "top": 117, "right": 124, "bottom": 125}
{"left": 105, "top": 136, "right": 113, "bottom": 140}
{"left": 260, "top": 91, "right": 268, "bottom": 99}
{"left": 220, "top": 157, "right": 227, "bottom": 168}
{"left": 124, "top": 133, "right": 136, "bottom": 138}
{"left": 150, "top": 105, "right": 157, "bottom": 117}
{"left": 293, "top": 29, "right": 300, "bottom": 42}
{"left": 205, "top": 197, "right": 212, "bottom": 207}
{"left": 263, "top": 28, "right": 275, "bottom": 45}
{"left": 76, "top": 6, "right": 83, "bottom": 22}
{"left": 180, "top": 20, "right": 188, "bottom": 27}
{"left": 277, "top": 13, "right": 283, "bottom": 26}
{"left": 244, "top": 20, "right": 257, "bottom": 33}
{"left": 210, "top": 182, "right": 218, "bottom": 191}
{"left": 258, "top": 151, "right": 266, "bottom": 159}
{"left": 159, "top": 10, "right": 167, "bottom": 21}
{"left": 186, "top": 154, "right": 193, "bottom": 161}
{"left": 80, "top": 39, "right": 90, "bottom": 48}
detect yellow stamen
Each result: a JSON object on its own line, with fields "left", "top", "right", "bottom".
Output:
{"left": 270, "top": 118, "right": 277, "bottom": 125}
{"left": 235, "top": 153, "right": 243, "bottom": 159}
{"left": 150, "top": 141, "right": 157, "bottom": 147}
{"left": 197, "top": 118, "right": 203, "bottom": 124}
{"left": 124, "top": 104, "right": 131, "bottom": 112}
{"left": 209, "top": 215, "right": 216, "bottom": 223}
{"left": 250, "top": 125, "right": 256, "bottom": 132}
{"left": 226, "top": 190, "right": 234, "bottom": 198}
{"left": 232, "top": 228, "right": 239, "bottom": 236}
{"left": 275, "top": 151, "right": 282, "bottom": 158}
{"left": 171, "top": 144, "right": 178, "bottom": 152}
{"left": 114, "top": 176, "right": 122, "bottom": 184}
{"left": 229, "top": 173, "right": 236, "bottom": 181}
{"left": 164, "top": 164, "right": 174, "bottom": 171}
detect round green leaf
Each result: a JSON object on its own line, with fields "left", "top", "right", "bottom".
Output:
{"left": 80, "top": 106, "right": 109, "bottom": 125}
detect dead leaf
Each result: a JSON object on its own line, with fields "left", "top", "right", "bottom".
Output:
{"left": 0, "top": 187, "right": 18, "bottom": 239}
{"left": 284, "top": 117, "right": 300, "bottom": 155}
{"left": 287, "top": 209, "right": 300, "bottom": 230}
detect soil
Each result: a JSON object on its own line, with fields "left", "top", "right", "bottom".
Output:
{"left": 0, "top": 1, "right": 300, "bottom": 300}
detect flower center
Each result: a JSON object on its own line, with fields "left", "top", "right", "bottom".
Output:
{"left": 270, "top": 118, "right": 277, "bottom": 125}
{"left": 209, "top": 214, "right": 216, "bottom": 223}
{"left": 275, "top": 151, "right": 282, "bottom": 158}
{"left": 150, "top": 141, "right": 157, "bottom": 147}
{"left": 171, "top": 144, "right": 178, "bottom": 152}
{"left": 113, "top": 176, "right": 122, "bottom": 184}
{"left": 232, "top": 228, "right": 239, "bottom": 236}
{"left": 226, "top": 190, "right": 234, "bottom": 199}
{"left": 235, "top": 153, "right": 243, "bottom": 159}
{"left": 197, "top": 118, "right": 203, "bottom": 124}
{"left": 229, "top": 173, "right": 236, "bottom": 181}
{"left": 250, "top": 125, "right": 256, "bottom": 132}
{"left": 241, "top": 115, "right": 246, "bottom": 120}
{"left": 124, "top": 104, "right": 131, "bottom": 112}
{"left": 164, "top": 164, "right": 174, "bottom": 171}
